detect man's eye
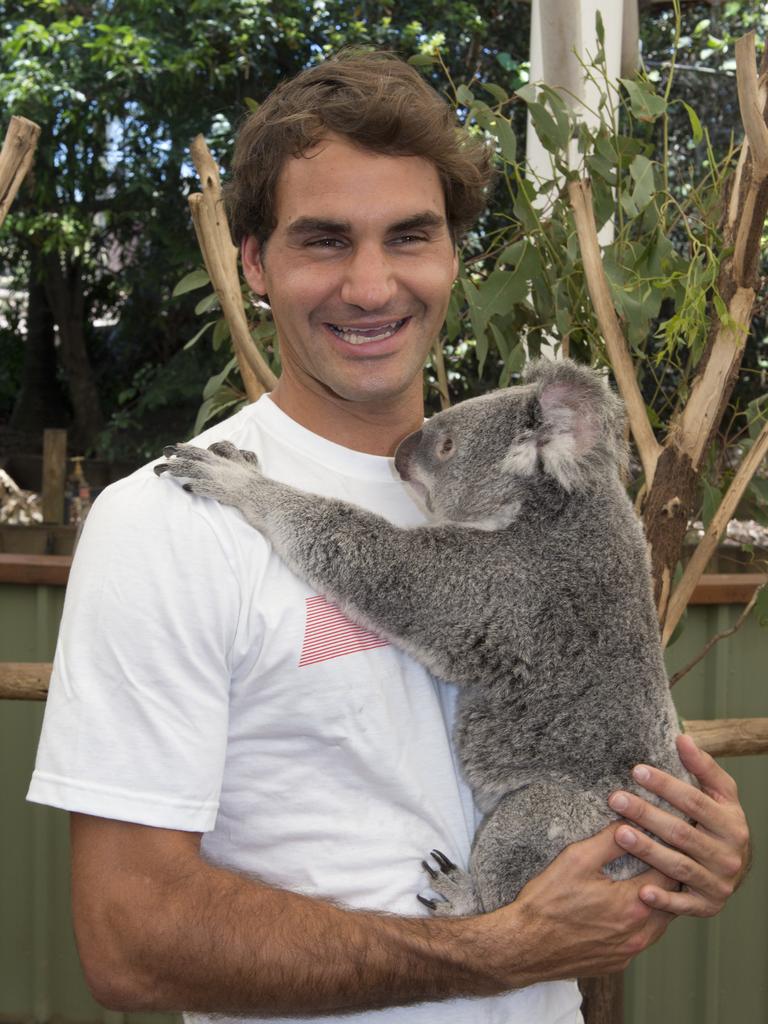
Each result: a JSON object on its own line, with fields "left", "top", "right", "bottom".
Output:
{"left": 392, "top": 234, "right": 427, "bottom": 246}
{"left": 308, "top": 238, "right": 344, "bottom": 248}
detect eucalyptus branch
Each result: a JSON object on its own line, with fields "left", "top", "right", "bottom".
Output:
{"left": 663, "top": 419, "right": 768, "bottom": 646}
{"left": 0, "top": 116, "right": 40, "bottom": 230}
{"left": 669, "top": 582, "right": 765, "bottom": 686}
{"left": 568, "top": 178, "right": 663, "bottom": 487}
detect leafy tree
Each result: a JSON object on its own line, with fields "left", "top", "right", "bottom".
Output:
{"left": 0, "top": 0, "right": 530, "bottom": 456}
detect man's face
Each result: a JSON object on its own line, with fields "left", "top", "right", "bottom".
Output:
{"left": 241, "top": 134, "right": 459, "bottom": 407}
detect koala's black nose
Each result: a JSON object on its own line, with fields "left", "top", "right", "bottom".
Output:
{"left": 394, "top": 429, "right": 423, "bottom": 480}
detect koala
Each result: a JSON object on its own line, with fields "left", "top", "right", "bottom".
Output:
{"left": 155, "top": 358, "right": 691, "bottom": 916}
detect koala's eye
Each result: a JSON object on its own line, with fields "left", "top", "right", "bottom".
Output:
{"left": 437, "top": 437, "right": 455, "bottom": 459}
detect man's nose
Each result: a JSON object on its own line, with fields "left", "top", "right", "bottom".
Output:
{"left": 339, "top": 244, "right": 397, "bottom": 310}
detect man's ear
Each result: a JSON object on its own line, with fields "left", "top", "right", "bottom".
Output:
{"left": 241, "top": 236, "right": 267, "bottom": 296}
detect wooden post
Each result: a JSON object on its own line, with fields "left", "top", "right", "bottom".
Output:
{"left": 188, "top": 135, "right": 277, "bottom": 399}
{"left": 0, "top": 115, "right": 40, "bottom": 230}
{"left": 41, "top": 429, "right": 67, "bottom": 524}
{"left": 580, "top": 975, "right": 624, "bottom": 1024}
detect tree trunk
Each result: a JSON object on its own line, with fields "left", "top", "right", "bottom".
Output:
{"left": 41, "top": 250, "right": 103, "bottom": 451}
{"left": 9, "top": 245, "right": 70, "bottom": 435}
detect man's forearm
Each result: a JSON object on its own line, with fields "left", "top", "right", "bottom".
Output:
{"left": 85, "top": 856, "right": 507, "bottom": 1014}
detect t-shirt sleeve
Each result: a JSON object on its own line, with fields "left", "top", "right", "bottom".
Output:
{"left": 27, "top": 467, "right": 243, "bottom": 831}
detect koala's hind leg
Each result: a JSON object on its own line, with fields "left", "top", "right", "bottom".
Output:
{"left": 469, "top": 781, "right": 643, "bottom": 912}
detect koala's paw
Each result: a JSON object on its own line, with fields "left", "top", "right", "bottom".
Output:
{"left": 154, "top": 441, "right": 263, "bottom": 509}
{"left": 417, "top": 850, "right": 482, "bottom": 917}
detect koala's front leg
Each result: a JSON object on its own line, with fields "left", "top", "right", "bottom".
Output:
{"left": 156, "top": 442, "right": 457, "bottom": 674}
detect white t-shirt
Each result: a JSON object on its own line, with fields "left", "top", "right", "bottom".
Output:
{"left": 28, "top": 395, "right": 582, "bottom": 1024}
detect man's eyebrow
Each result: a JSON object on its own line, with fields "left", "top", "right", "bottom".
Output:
{"left": 284, "top": 211, "right": 447, "bottom": 239}
{"left": 286, "top": 217, "right": 352, "bottom": 238}
{"left": 387, "top": 212, "right": 447, "bottom": 233}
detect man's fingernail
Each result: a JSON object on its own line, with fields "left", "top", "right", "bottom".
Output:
{"left": 617, "top": 827, "right": 637, "bottom": 847}
{"left": 610, "top": 792, "right": 629, "bottom": 812}
{"left": 633, "top": 765, "right": 651, "bottom": 783}
{"left": 643, "top": 889, "right": 657, "bottom": 904}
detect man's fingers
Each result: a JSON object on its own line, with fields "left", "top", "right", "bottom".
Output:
{"left": 608, "top": 791, "right": 728, "bottom": 871}
{"left": 676, "top": 734, "right": 738, "bottom": 802}
{"left": 620, "top": 763, "right": 731, "bottom": 837}
{"left": 613, "top": 824, "right": 736, "bottom": 907}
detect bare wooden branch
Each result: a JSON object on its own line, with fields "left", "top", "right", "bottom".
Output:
{"left": 669, "top": 583, "right": 765, "bottom": 686}
{"left": 0, "top": 115, "right": 41, "bottom": 230}
{"left": 0, "top": 662, "right": 50, "bottom": 700}
{"left": 663, "top": 419, "right": 768, "bottom": 646}
{"left": 568, "top": 179, "right": 663, "bottom": 488}
{"left": 188, "top": 135, "right": 277, "bottom": 398}
{"left": 671, "top": 287, "right": 756, "bottom": 467}
{"left": 684, "top": 718, "right": 768, "bottom": 758}
{"left": 735, "top": 32, "right": 768, "bottom": 174}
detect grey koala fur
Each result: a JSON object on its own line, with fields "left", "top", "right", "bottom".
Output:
{"left": 155, "top": 357, "right": 691, "bottom": 916}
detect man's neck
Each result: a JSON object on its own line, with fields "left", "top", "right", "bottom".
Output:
{"left": 268, "top": 377, "right": 424, "bottom": 457}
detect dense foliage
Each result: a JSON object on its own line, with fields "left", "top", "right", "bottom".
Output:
{"left": 0, "top": 0, "right": 765, "bottom": 543}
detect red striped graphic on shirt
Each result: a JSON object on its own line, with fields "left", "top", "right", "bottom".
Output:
{"left": 298, "top": 595, "right": 389, "bottom": 667}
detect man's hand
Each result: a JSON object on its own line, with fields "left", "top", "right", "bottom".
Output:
{"left": 495, "top": 824, "right": 676, "bottom": 984}
{"left": 608, "top": 734, "right": 751, "bottom": 918}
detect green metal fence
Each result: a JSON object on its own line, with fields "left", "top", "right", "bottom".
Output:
{"left": 1, "top": 580, "right": 766, "bottom": 1024}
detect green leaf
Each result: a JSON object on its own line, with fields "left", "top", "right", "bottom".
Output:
{"left": 629, "top": 154, "right": 655, "bottom": 211}
{"left": 497, "top": 52, "right": 515, "bottom": 73}
{"left": 202, "top": 355, "right": 238, "bottom": 401}
{"left": 445, "top": 290, "right": 462, "bottom": 342}
{"left": 528, "top": 100, "right": 567, "bottom": 153}
{"left": 212, "top": 318, "right": 230, "bottom": 350}
{"left": 195, "top": 291, "right": 220, "bottom": 315}
{"left": 492, "top": 116, "right": 517, "bottom": 163}
{"left": 243, "top": 96, "right": 260, "bottom": 112}
{"left": 183, "top": 319, "right": 217, "bottom": 350}
{"left": 407, "top": 53, "right": 436, "bottom": 67}
{"left": 586, "top": 154, "right": 617, "bottom": 185}
{"left": 456, "top": 84, "right": 475, "bottom": 108}
{"left": 482, "top": 82, "right": 508, "bottom": 104}
{"left": 172, "top": 269, "right": 210, "bottom": 297}
{"left": 595, "top": 10, "right": 605, "bottom": 46}
{"left": 682, "top": 101, "right": 704, "bottom": 145}
{"left": 700, "top": 479, "right": 723, "bottom": 529}
{"left": 620, "top": 78, "right": 667, "bottom": 122}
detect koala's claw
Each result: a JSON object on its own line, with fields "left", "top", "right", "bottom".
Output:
{"left": 430, "top": 849, "right": 457, "bottom": 873}
{"left": 419, "top": 850, "right": 481, "bottom": 917}
{"left": 421, "top": 859, "right": 438, "bottom": 880}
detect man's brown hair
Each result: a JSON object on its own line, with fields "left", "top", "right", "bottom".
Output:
{"left": 225, "top": 50, "right": 494, "bottom": 247}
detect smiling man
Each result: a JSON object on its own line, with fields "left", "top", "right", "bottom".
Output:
{"left": 28, "top": 50, "right": 749, "bottom": 1024}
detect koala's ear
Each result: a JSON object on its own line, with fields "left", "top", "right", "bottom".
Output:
{"left": 523, "top": 358, "right": 616, "bottom": 489}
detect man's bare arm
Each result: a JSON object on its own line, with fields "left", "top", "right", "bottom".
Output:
{"left": 70, "top": 813, "right": 672, "bottom": 1014}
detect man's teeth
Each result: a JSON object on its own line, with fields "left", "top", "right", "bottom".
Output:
{"left": 328, "top": 319, "right": 406, "bottom": 345}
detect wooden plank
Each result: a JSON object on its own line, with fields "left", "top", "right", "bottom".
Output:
{"left": 684, "top": 718, "right": 768, "bottom": 758}
{"left": 687, "top": 574, "right": 767, "bottom": 605}
{"left": 0, "top": 662, "right": 51, "bottom": 700}
{"left": 0, "top": 551, "right": 763, "bottom": 605}
{"left": 0, "top": 554, "right": 71, "bottom": 585}
{"left": 41, "top": 429, "right": 67, "bottom": 523}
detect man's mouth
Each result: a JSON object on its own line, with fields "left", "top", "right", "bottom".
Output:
{"left": 326, "top": 318, "right": 409, "bottom": 345}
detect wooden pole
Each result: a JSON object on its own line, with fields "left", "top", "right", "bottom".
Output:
{"left": 41, "top": 429, "right": 67, "bottom": 524}
{"left": 188, "top": 135, "right": 277, "bottom": 399}
{"left": 0, "top": 115, "right": 40, "bottom": 230}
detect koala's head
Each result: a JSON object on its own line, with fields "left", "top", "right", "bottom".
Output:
{"left": 394, "top": 358, "right": 628, "bottom": 528}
